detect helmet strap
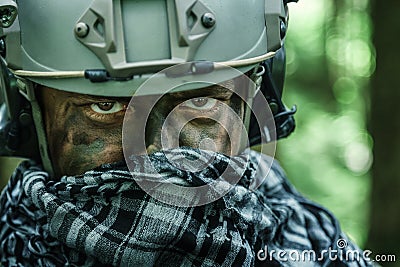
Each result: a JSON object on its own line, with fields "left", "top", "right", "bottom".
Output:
{"left": 17, "top": 79, "right": 54, "bottom": 176}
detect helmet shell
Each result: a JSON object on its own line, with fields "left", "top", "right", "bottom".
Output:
{"left": 5, "top": 0, "right": 286, "bottom": 96}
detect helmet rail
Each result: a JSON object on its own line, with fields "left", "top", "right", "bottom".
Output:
{"left": 11, "top": 52, "right": 276, "bottom": 81}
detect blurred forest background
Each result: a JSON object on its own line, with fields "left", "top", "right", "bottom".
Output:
{"left": 279, "top": 0, "right": 373, "bottom": 247}
{"left": 275, "top": 0, "right": 399, "bottom": 265}
{"left": 0, "top": 0, "right": 398, "bottom": 265}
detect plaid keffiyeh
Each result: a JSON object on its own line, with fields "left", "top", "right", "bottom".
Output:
{"left": 0, "top": 148, "right": 370, "bottom": 266}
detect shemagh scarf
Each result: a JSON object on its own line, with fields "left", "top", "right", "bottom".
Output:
{"left": 0, "top": 148, "right": 369, "bottom": 266}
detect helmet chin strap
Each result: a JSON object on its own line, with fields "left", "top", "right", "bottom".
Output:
{"left": 16, "top": 78, "right": 54, "bottom": 177}
{"left": 0, "top": 57, "right": 42, "bottom": 162}
{"left": 239, "top": 65, "right": 265, "bottom": 151}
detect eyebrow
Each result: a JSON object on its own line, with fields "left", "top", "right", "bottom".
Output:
{"left": 171, "top": 84, "right": 234, "bottom": 100}
{"left": 68, "top": 82, "right": 235, "bottom": 103}
{"left": 72, "top": 94, "right": 131, "bottom": 103}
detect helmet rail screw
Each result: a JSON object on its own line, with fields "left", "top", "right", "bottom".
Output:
{"left": 19, "top": 112, "right": 32, "bottom": 126}
{"left": 269, "top": 102, "right": 279, "bottom": 115}
{"left": 0, "top": 6, "right": 17, "bottom": 28}
{"left": 201, "top": 13, "right": 216, "bottom": 28}
{"left": 280, "top": 20, "right": 287, "bottom": 39}
{"left": 74, "top": 22, "right": 89, "bottom": 38}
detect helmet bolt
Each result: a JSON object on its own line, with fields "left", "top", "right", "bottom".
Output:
{"left": 75, "top": 22, "right": 89, "bottom": 38}
{"left": 269, "top": 102, "right": 279, "bottom": 115}
{"left": 280, "top": 20, "right": 287, "bottom": 39}
{"left": 19, "top": 112, "right": 32, "bottom": 126}
{"left": 0, "top": 7, "right": 17, "bottom": 28}
{"left": 201, "top": 13, "right": 216, "bottom": 28}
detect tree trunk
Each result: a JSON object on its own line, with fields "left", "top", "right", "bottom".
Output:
{"left": 367, "top": 0, "right": 400, "bottom": 264}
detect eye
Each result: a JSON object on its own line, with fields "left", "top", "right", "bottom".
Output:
{"left": 90, "top": 101, "right": 125, "bottom": 114}
{"left": 180, "top": 97, "right": 218, "bottom": 110}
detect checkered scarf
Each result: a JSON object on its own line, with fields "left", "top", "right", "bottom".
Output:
{"left": 0, "top": 148, "right": 370, "bottom": 266}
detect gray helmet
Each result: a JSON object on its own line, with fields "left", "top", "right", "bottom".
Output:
{"left": 0, "top": 0, "right": 297, "bottom": 173}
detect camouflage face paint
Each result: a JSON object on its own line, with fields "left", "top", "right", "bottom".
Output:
{"left": 40, "top": 81, "right": 246, "bottom": 178}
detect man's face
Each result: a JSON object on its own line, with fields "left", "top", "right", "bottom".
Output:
{"left": 40, "top": 81, "right": 247, "bottom": 177}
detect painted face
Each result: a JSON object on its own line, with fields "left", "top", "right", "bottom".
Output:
{"left": 40, "top": 81, "right": 247, "bottom": 178}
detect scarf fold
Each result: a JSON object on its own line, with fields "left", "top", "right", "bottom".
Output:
{"left": 0, "top": 148, "right": 369, "bottom": 266}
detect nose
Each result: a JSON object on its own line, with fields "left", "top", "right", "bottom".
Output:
{"left": 145, "top": 113, "right": 162, "bottom": 154}
{"left": 145, "top": 105, "right": 168, "bottom": 154}
{"left": 145, "top": 101, "right": 184, "bottom": 154}
{"left": 123, "top": 94, "right": 168, "bottom": 156}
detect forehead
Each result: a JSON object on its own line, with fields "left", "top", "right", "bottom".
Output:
{"left": 170, "top": 81, "right": 236, "bottom": 99}
{"left": 41, "top": 78, "right": 240, "bottom": 102}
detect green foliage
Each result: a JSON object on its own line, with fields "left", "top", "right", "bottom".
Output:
{"left": 0, "top": 0, "right": 374, "bottom": 251}
{"left": 277, "top": 0, "right": 374, "bottom": 247}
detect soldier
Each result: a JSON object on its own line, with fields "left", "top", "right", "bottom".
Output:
{"left": 0, "top": 0, "right": 370, "bottom": 266}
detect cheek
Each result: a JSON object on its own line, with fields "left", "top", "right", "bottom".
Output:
{"left": 49, "top": 113, "right": 124, "bottom": 177}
